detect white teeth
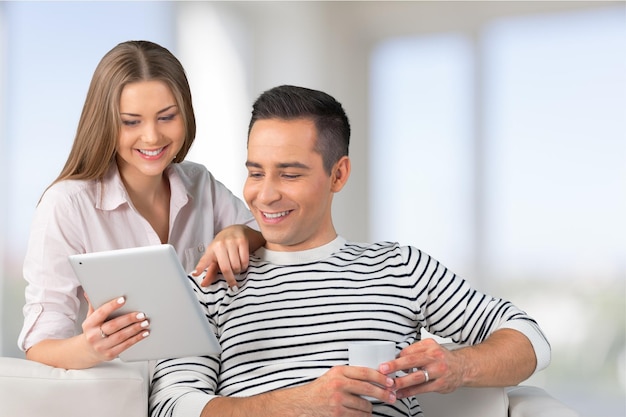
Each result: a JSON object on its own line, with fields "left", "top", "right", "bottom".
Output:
{"left": 138, "top": 147, "right": 164, "bottom": 156}
{"left": 263, "top": 211, "right": 289, "bottom": 219}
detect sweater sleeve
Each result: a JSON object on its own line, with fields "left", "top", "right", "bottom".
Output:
{"left": 501, "top": 318, "right": 551, "bottom": 372}
{"left": 409, "top": 247, "right": 551, "bottom": 373}
{"left": 149, "top": 355, "right": 220, "bottom": 417}
{"left": 149, "top": 272, "right": 224, "bottom": 417}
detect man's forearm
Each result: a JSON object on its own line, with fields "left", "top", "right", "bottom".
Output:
{"left": 455, "top": 328, "right": 536, "bottom": 387}
{"left": 200, "top": 387, "right": 300, "bottom": 417}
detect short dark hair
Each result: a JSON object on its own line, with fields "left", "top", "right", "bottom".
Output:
{"left": 248, "top": 85, "right": 350, "bottom": 174}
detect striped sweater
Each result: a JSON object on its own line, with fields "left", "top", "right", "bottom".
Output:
{"left": 150, "top": 237, "right": 549, "bottom": 417}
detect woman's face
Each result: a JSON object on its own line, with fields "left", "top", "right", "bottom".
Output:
{"left": 116, "top": 80, "right": 185, "bottom": 182}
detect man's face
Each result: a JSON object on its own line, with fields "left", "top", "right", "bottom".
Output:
{"left": 244, "top": 118, "right": 339, "bottom": 252}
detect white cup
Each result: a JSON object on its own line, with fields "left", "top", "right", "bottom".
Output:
{"left": 348, "top": 341, "right": 396, "bottom": 401}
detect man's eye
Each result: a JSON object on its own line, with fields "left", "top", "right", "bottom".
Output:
{"left": 283, "top": 174, "right": 301, "bottom": 179}
{"left": 248, "top": 172, "right": 263, "bottom": 178}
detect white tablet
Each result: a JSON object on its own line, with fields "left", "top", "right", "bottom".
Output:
{"left": 68, "top": 244, "right": 221, "bottom": 362}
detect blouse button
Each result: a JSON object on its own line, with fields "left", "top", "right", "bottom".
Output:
{"left": 198, "top": 244, "right": 205, "bottom": 253}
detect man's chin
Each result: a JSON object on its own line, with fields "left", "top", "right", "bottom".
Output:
{"left": 262, "top": 236, "right": 301, "bottom": 252}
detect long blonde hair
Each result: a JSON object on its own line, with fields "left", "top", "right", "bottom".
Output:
{"left": 50, "top": 40, "right": 196, "bottom": 188}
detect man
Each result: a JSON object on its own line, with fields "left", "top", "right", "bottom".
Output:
{"left": 150, "top": 85, "right": 550, "bottom": 417}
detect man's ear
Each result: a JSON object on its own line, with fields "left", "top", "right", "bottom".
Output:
{"left": 330, "top": 156, "right": 351, "bottom": 192}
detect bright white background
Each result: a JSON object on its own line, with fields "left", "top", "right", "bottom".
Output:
{"left": 1, "top": 2, "right": 624, "bottom": 416}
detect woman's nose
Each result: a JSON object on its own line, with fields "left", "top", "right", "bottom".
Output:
{"left": 140, "top": 122, "right": 160, "bottom": 144}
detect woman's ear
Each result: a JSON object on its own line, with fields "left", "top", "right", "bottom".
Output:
{"left": 330, "top": 156, "right": 351, "bottom": 193}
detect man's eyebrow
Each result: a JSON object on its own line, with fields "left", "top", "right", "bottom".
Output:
{"left": 245, "top": 161, "right": 310, "bottom": 169}
{"left": 277, "top": 162, "right": 310, "bottom": 169}
{"left": 120, "top": 104, "right": 178, "bottom": 117}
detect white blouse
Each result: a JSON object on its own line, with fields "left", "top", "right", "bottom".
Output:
{"left": 18, "top": 160, "right": 256, "bottom": 351}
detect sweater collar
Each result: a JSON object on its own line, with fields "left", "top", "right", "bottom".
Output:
{"left": 255, "top": 236, "right": 346, "bottom": 265}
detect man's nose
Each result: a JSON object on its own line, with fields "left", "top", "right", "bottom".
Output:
{"left": 257, "top": 178, "right": 281, "bottom": 204}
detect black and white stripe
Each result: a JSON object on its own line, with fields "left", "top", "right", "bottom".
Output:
{"left": 150, "top": 238, "right": 542, "bottom": 417}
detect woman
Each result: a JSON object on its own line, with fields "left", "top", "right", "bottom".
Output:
{"left": 18, "top": 40, "right": 263, "bottom": 369}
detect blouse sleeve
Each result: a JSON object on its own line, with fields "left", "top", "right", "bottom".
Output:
{"left": 18, "top": 186, "right": 86, "bottom": 351}
{"left": 208, "top": 172, "right": 259, "bottom": 233}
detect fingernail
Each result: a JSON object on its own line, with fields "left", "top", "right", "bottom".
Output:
{"left": 386, "top": 377, "right": 395, "bottom": 387}
{"left": 136, "top": 312, "right": 145, "bottom": 320}
{"left": 142, "top": 331, "right": 150, "bottom": 338}
{"left": 117, "top": 297, "right": 125, "bottom": 304}
{"left": 232, "top": 285, "right": 239, "bottom": 292}
{"left": 140, "top": 320, "right": 149, "bottom": 328}
{"left": 380, "top": 364, "right": 390, "bottom": 373}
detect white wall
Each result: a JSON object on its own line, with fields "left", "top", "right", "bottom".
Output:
{"left": 0, "top": 3, "right": 6, "bottom": 353}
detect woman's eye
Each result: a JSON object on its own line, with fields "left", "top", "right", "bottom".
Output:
{"left": 159, "top": 113, "right": 177, "bottom": 122}
{"left": 122, "top": 120, "right": 139, "bottom": 126}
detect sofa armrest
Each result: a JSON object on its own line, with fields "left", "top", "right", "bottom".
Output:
{"left": 0, "top": 357, "right": 149, "bottom": 417}
{"left": 417, "top": 342, "right": 580, "bottom": 417}
{"left": 417, "top": 384, "right": 580, "bottom": 417}
{"left": 507, "top": 385, "right": 580, "bottom": 417}
{"left": 417, "top": 386, "right": 509, "bottom": 417}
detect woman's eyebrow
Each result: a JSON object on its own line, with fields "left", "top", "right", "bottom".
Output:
{"left": 157, "top": 104, "right": 178, "bottom": 114}
{"left": 120, "top": 104, "right": 177, "bottom": 117}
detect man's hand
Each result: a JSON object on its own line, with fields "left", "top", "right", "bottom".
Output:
{"left": 293, "top": 365, "right": 397, "bottom": 414}
{"left": 379, "top": 338, "right": 462, "bottom": 399}
{"left": 379, "top": 329, "right": 537, "bottom": 399}
{"left": 192, "top": 225, "right": 264, "bottom": 288}
{"left": 201, "top": 365, "right": 396, "bottom": 417}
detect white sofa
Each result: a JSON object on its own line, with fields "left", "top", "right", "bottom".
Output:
{"left": 0, "top": 356, "right": 579, "bottom": 417}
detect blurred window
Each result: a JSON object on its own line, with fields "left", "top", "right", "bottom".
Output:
{"left": 370, "top": 6, "right": 625, "bottom": 416}
{"left": 482, "top": 7, "right": 626, "bottom": 283}
{"left": 369, "top": 35, "right": 475, "bottom": 279}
